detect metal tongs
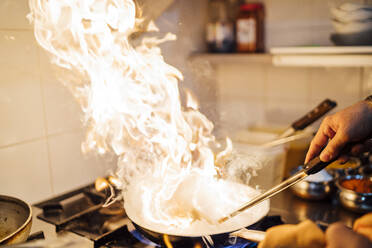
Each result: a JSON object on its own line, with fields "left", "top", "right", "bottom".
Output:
{"left": 218, "top": 143, "right": 357, "bottom": 224}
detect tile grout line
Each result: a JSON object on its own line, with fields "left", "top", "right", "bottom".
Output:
{"left": 0, "top": 28, "right": 33, "bottom": 32}
{"left": 0, "top": 129, "right": 81, "bottom": 150}
{"left": 307, "top": 68, "right": 311, "bottom": 106}
{"left": 359, "top": 67, "right": 365, "bottom": 99}
{"left": 36, "top": 46, "right": 56, "bottom": 195}
{"left": 0, "top": 136, "right": 45, "bottom": 150}
{"left": 262, "top": 64, "right": 269, "bottom": 120}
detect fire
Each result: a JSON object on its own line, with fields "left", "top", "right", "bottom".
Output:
{"left": 28, "top": 0, "right": 261, "bottom": 229}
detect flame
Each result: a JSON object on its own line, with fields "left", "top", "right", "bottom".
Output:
{"left": 28, "top": 0, "right": 237, "bottom": 228}
{"left": 163, "top": 234, "right": 173, "bottom": 248}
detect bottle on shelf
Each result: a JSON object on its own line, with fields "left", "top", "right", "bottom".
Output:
{"left": 236, "top": 2, "right": 265, "bottom": 53}
{"left": 206, "top": 0, "right": 235, "bottom": 53}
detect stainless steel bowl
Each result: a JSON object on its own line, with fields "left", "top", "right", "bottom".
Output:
{"left": 336, "top": 175, "right": 372, "bottom": 213}
{"left": 290, "top": 167, "right": 334, "bottom": 200}
{"left": 326, "top": 157, "right": 361, "bottom": 178}
{"left": 358, "top": 164, "right": 372, "bottom": 176}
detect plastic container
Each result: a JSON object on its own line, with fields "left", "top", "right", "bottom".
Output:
{"left": 224, "top": 130, "right": 287, "bottom": 190}
{"left": 247, "top": 125, "right": 313, "bottom": 178}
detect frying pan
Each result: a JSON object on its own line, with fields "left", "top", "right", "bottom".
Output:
{"left": 0, "top": 195, "right": 32, "bottom": 245}
{"left": 123, "top": 178, "right": 270, "bottom": 246}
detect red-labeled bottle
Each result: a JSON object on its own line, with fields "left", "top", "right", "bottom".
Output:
{"left": 236, "top": 3, "right": 264, "bottom": 53}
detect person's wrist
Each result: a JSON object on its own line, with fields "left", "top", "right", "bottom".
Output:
{"left": 363, "top": 96, "right": 372, "bottom": 121}
{"left": 364, "top": 95, "right": 372, "bottom": 109}
{"left": 365, "top": 95, "right": 372, "bottom": 104}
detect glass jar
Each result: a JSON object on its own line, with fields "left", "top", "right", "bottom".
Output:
{"left": 206, "top": 0, "right": 235, "bottom": 53}
{"left": 236, "top": 3, "right": 264, "bottom": 53}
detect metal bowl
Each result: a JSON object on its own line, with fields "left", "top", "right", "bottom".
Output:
{"left": 358, "top": 164, "right": 372, "bottom": 176}
{"left": 326, "top": 157, "right": 361, "bottom": 178}
{"left": 336, "top": 175, "right": 372, "bottom": 213}
{"left": 290, "top": 167, "right": 334, "bottom": 200}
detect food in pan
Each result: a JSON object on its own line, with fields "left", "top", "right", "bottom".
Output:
{"left": 341, "top": 178, "right": 372, "bottom": 193}
{"left": 124, "top": 172, "right": 270, "bottom": 236}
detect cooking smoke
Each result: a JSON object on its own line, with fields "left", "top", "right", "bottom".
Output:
{"left": 28, "top": 0, "right": 265, "bottom": 228}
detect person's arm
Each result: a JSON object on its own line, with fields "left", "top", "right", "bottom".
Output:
{"left": 326, "top": 222, "right": 372, "bottom": 248}
{"left": 305, "top": 97, "right": 372, "bottom": 163}
{"left": 258, "top": 220, "right": 325, "bottom": 248}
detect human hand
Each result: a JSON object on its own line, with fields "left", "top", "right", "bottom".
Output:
{"left": 326, "top": 222, "right": 372, "bottom": 248}
{"left": 305, "top": 100, "right": 372, "bottom": 163}
{"left": 354, "top": 213, "right": 372, "bottom": 242}
{"left": 258, "top": 220, "right": 325, "bottom": 248}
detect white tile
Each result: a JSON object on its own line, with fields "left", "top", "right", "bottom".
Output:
{"left": 218, "top": 96, "right": 265, "bottom": 132}
{"left": 310, "top": 98, "right": 359, "bottom": 115}
{"left": 39, "top": 49, "right": 83, "bottom": 135}
{"left": 0, "top": 31, "right": 45, "bottom": 147}
{"left": 362, "top": 68, "right": 372, "bottom": 99}
{"left": 0, "top": 31, "right": 38, "bottom": 72}
{"left": 264, "top": 0, "right": 333, "bottom": 48}
{"left": 0, "top": 139, "right": 52, "bottom": 204}
{"left": 265, "top": 0, "right": 311, "bottom": 24}
{"left": 310, "top": 0, "right": 332, "bottom": 22}
{"left": 48, "top": 131, "right": 115, "bottom": 195}
{"left": 217, "top": 64, "right": 265, "bottom": 98}
{"left": 266, "top": 66, "right": 310, "bottom": 101}
{"left": 264, "top": 99, "right": 312, "bottom": 126}
{"left": 265, "top": 0, "right": 329, "bottom": 28}
{"left": 309, "top": 68, "right": 361, "bottom": 104}
{"left": 267, "top": 26, "right": 333, "bottom": 48}
{"left": 0, "top": 0, "right": 31, "bottom": 30}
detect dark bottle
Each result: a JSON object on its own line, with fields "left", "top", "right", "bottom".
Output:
{"left": 206, "top": 0, "right": 235, "bottom": 53}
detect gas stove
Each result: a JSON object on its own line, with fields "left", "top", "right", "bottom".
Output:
{"left": 18, "top": 179, "right": 363, "bottom": 248}
{"left": 25, "top": 182, "right": 284, "bottom": 248}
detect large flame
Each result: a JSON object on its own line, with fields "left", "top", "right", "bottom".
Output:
{"left": 27, "top": 0, "right": 252, "bottom": 228}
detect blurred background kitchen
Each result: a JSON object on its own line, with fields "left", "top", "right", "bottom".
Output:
{"left": 1, "top": 0, "right": 372, "bottom": 204}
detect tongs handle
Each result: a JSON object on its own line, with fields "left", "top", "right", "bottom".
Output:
{"left": 218, "top": 138, "right": 370, "bottom": 224}
{"left": 303, "top": 137, "right": 371, "bottom": 175}
{"left": 292, "top": 99, "right": 337, "bottom": 131}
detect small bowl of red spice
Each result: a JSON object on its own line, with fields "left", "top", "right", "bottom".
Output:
{"left": 336, "top": 175, "right": 372, "bottom": 213}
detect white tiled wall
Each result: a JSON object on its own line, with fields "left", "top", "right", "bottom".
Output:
{"left": 0, "top": 0, "right": 115, "bottom": 203}
{"left": 214, "top": 0, "right": 371, "bottom": 130}
{"left": 216, "top": 64, "right": 366, "bottom": 130}
{"left": 1, "top": 0, "right": 371, "bottom": 204}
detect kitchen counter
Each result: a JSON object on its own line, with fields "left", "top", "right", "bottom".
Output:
{"left": 269, "top": 189, "right": 363, "bottom": 228}
{"left": 21, "top": 188, "right": 364, "bottom": 248}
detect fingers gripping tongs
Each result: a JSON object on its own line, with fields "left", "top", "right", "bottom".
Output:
{"left": 218, "top": 142, "right": 358, "bottom": 224}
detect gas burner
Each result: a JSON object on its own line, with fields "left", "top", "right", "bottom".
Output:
{"left": 33, "top": 182, "right": 284, "bottom": 248}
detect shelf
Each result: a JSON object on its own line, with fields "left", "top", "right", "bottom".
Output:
{"left": 190, "top": 51, "right": 372, "bottom": 67}
{"left": 189, "top": 53, "right": 272, "bottom": 64}
{"left": 270, "top": 46, "right": 372, "bottom": 55}
{"left": 272, "top": 54, "right": 372, "bottom": 67}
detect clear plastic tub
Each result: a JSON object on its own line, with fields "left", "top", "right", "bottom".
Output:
{"left": 224, "top": 130, "right": 287, "bottom": 191}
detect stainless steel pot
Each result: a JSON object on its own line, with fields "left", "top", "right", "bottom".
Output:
{"left": 336, "top": 175, "right": 372, "bottom": 213}
{"left": 0, "top": 195, "right": 32, "bottom": 245}
{"left": 290, "top": 166, "right": 334, "bottom": 200}
{"left": 291, "top": 179, "right": 334, "bottom": 200}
